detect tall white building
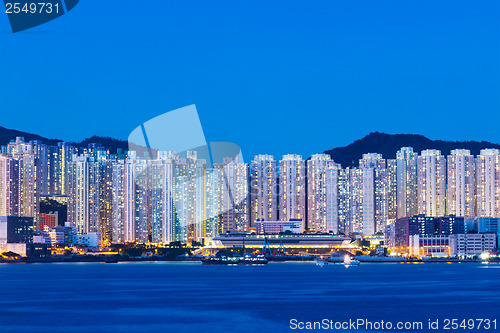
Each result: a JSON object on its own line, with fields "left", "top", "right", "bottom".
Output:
{"left": 18, "top": 152, "right": 40, "bottom": 227}
{"left": 359, "top": 153, "right": 388, "bottom": 235}
{"left": 111, "top": 160, "right": 126, "bottom": 243}
{"left": 328, "top": 168, "right": 350, "bottom": 234}
{"left": 417, "top": 149, "right": 446, "bottom": 217}
{"left": 337, "top": 169, "right": 351, "bottom": 234}
{"left": 133, "top": 158, "right": 150, "bottom": 243}
{"left": 123, "top": 152, "right": 138, "bottom": 242}
{"left": 447, "top": 149, "right": 475, "bottom": 217}
{"left": 386, "top": 159, "right": 397, "bottom": 222}
{"left": 99, "top": 160, "right": 114, "bottom": 242}
{"left": 53, "top": 142, "right": 77, "bottom": 195}
{"left": 307, "top": 154, "right": 339, "bottom": 232}
{"left": 0, "top": 155, "right": 19, "bottom": 217}
{"left": 396, "top": 147, "right": 418, "bottom": 219}
{"left": 193, "top": 156, "right": 208, "bottom": 241}
{"left": 68, "top": 154, "right": 101, "bottom": 235}
{"left": 204, "top": 166, "right": 220, "bottom": 238}
{"left": 348, "top": 168, "right": 363, "bottom": 234}
{"left": 215, "top": 156, "right": 250, "bottom": 233}
{"left": 325, "top": 167, "right": 339, "bottom": 233}
{"left": 250, "top": 155, "right": 278, "bottom": 227}
{"left": 6, "top": 138, "right": 41, "bottom": 227}
{"left": 30, "top": 140, "right": 49, "bottom": 196}
{"left": 476, "top": 149, "right": 500, "bottom": 218}
{"left": 149, "top": 158, "right": 167, "bottom": 244}
{"left": 279, "top": 154, "right": 306, "bottom": 229}
{"left": 169, "top": 152, "right": 201, "bottom": 243}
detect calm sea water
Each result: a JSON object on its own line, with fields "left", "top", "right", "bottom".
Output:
{"left": 0, "top": 261, "right": 499, "bottom": 333}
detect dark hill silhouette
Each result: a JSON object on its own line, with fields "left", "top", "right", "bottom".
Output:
{"left": 76, "top": 136, "right": 128, "bottom": 154}
{"left": 324, "top": 132, "right": 500, "bottom": 168}
{"left": 3, "top": 126, "right": 500, "bottom": 165}
{"left": 0, "top": 126, "right": 128, "bottom": 154}
{"left": 0, "top": 125, "right": 62, "bottom": 146}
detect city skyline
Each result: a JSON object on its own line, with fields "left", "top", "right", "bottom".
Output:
{"left": 3, "top": 134, "right": 500, "bottom": 246}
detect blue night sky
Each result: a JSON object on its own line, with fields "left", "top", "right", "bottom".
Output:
{"left": 0, "top": 0, "right": 499, "bottom": 161}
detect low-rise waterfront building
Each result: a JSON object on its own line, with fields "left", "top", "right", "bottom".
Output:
{"left": 46, "top": 222, "right": 77, "bottom": 247}
{"left": 476, "top": 217, "right": 500, "bottom": 247}
{"left": 0, "top": 216, "right": 34, "bottom": 256}
{"left": 409, "top": 235, "right": 450, "bottom": 257}
{"left": 449, "top": 233, "right": 496, "bottom": 257}
{"left": 255, "top": 219, "right": 303, "bottom": 234}
{"left": 76, "top": 232, "right": 102, "bottom": 248}
{"left": 212, "top": 232, "right": 352, "bottom": 251}
{"left": 387, "top": 215, "right": 465, "bottom": 251}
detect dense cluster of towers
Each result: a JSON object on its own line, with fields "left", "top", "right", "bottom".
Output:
{"left": 1, "top": 136, "right": 500, "bottom": 244}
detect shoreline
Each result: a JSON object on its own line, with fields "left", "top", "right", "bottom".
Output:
{"left": 1, "top": 256, "right": 498, "bottom": 264}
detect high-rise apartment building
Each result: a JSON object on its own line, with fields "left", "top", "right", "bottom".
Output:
{"left": 279, "top": 154, "right": 306, "bottom": 229}
{"left": 386, "top": 159, "right": 397, "bottom": 222}
{"left": 476, "top": 149, "right": 500, "bottom": 218}
{"left": 307, "top": 154, "right": 339, "bottom": 232}
{"left": 417, "top": 149, "right": 446, "bottom": 217}
{"left": 219, "top": 157, "right": 250, "bottom": 232}
{"left": 132, "top": 158, "right": 150, "bottom": 243}
{"left": 123, "top": 152, "right": 137, "bottom": 242}
{"left": 53, "top": 142, "right": 77, "bottom": 195}
{"left": 67, "top": 154, "right": 101, "bottom": 235}
{"left": 6, "top": 138, "right": 41, "bottom": 228}
{"left": 204, "top": 165, "right": 220, "bottom": 239}
{"left": 447, "top": 149, "right": 475, "bottom": 217}
{"left": 250, "top": 155, "right": 278, "bottom": 227}
{"left": 111, "top": 160, "right": 125, "bottom": 243}
{"left": 348, "top": 168, "right": 363, "bottom": 234}
{"left": 215, "top": 156, "right": 250, "bottom": 234}
{"left": 326, "top": 167, "right": 351, "bottom": 234}
{"left": 396, "top": 147, "right": 418, "bottom": 219}
{"left": 30, "top": 140, "right": 49, "bottom": 196}
{"left": 359, "top": 153, "right": 388, "bottom": 235}
{"left": 0, "top": 155, "right": 19, "bottom": 217}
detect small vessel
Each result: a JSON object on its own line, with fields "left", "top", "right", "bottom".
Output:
{"left": 201, "top": 256, "right": 239, "bottom": 265}
{"left": 202, "top": 254, "right": 268, "bottom": 265}
{"left": 315, "top": 258, "right": 329, "bottom": 267}
{"left": 343, "top": 255, "right": 360, "bottom": 266}
{"left": 238, "top": 254, "right": 268, "bottom": 265}
{"left": 314, "top": 254, "right": 342, "bottom": 266}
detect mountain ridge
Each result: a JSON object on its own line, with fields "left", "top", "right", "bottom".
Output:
{"left": 324, "top": 132, "right": 500, "bottom": 167}
{"left": 2, "top": 126, "right": 500, "bottom": 166}
{"left": 0, "top": 126, "right": 128, "bottom": 154}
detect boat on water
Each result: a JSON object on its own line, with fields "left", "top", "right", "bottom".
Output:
{"left": 314, "top": 258, "right": 330, "bottom": 267}
{"left": 202, "top": 254, "right": 268, "bottom": 265}
{"left": 238, "top": 254, "right": 268, "bottom": 265}
{"left": 343, "top": 255, "right": 360, "bottom": 266}
{"left": 314, "top": 254, "right": 360, "bottom": 267}
{"left": 202, "top": 256, "right": 239, "bottom": 265}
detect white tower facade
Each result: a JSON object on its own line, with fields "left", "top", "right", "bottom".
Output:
{"left": 417, "top": 149, "right": 446, "bottom": 217}
{"left": 447, "top": 149, "right": 475, "bottom": 217}
{"left": 279, "top": 154, "right": 306, "bottom": 229}
{"left": 476, "top": 149, "right": 500, "bottom": 218}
